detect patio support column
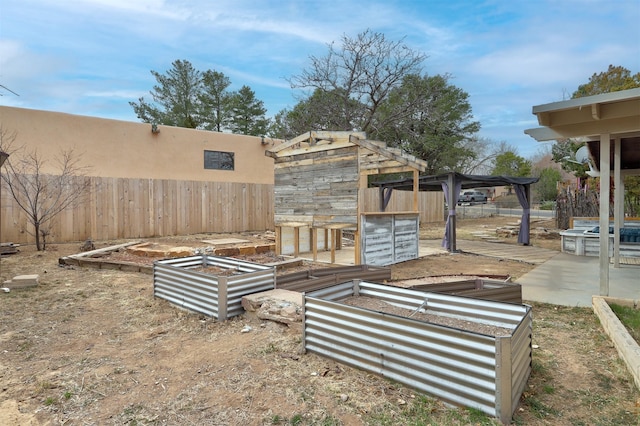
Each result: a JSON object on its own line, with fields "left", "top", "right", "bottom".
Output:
{"left": 412, "top": 169, "right": 419, "bottom": 212}
{"left": 613, "top": 137, "right": 622, "bottom": 268}
{"left": 599, "top": 133, "right": 610, "bottom": 296}
{"left": 447, "top": 172, "right": 456, "bottom": 252}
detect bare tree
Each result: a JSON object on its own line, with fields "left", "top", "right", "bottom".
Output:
{"left": 0, "top": 126, "right": 91, "bottom": 250}
{"left": 289, "top": 29, "right": 427, "bottom": 133}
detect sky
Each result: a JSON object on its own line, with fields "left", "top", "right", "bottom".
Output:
{"left": 1, "top": 0, "right": 639, "bottom": 158}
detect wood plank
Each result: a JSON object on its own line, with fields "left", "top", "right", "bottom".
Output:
{"left": 67, "top": 241, "right": 142, "bottom": 259}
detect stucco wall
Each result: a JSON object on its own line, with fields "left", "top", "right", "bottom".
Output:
{"left": 0, "top": 106, "right": 277, "bottom": 184}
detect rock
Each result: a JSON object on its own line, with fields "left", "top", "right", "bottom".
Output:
{"left": 242, "top": 289, "right": 304, "bottom": 327}
{"left": 4, "top": 274, "right": 39, "bottom": 290}
{"left": 340, "top": 394, "right": 349, "bottom": 402}
{"left": 80, "top": 239, "right": 95, "bottom": 251}
{"left": 241, "top": 325, "right": 252, "bottom": 333}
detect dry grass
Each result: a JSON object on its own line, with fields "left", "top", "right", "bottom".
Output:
{"left": 0, "top": 220, "right": 638, "bottom": 425}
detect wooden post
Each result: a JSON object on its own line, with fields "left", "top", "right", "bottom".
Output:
{"left": 613, "top": 138, "right": 622, "bottom": 268}
{"left": 599, "top": 133, "right": 610, "bottom": 296}
{"left": 312, "top": 227, "right": 318, "bottom": 261}
{"left": 447, "top": 172, "right": 457, "bottom": 252}
{"left": 275, "top": 226, "right": 281, "bottom": 255}
{"left": 293, "top": 226, "right": 300, "bottom": 258}
{"left": 324, "top": 229, "right": 328, "bottom": 250}
{"left": 412, "top": 169, "right": 419, "bottom": 212}
{"left": 354, "top": 228, "right": 361, "bottom": 265}
{"left": 330, "top": 229, "right": 336, "bottom": 264}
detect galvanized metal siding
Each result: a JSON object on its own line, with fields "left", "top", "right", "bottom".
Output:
{"left": 394, "top": 216, "right": 420, "bottom": 262}
{"left": 410, "top": 279, "right": 522, "bottom": 304}
{"left": 226, "top": 270, "right": 276, "bottom": 318}
{"left": 304, "top": 297, "right": 500, "bottom": 416}
{"left": 276, "top": 265, "right": 391, "bottom": 293}
{"left": 153, "top": 262, "right": 221, "bottom": 317}
{"left": 361, "top": 214, "right": 419, "bottom": 266}
{"left": 510, "top": 312, "right": 533, "bottom": 410}
{"left": 304, "top": 280, "right": 532, "bottom": 423}
{"left": 153, "top": 256, "right": 275, "bottom": 320}
{"left": 361, "top": 215, "right": 394, "bottom": 265}
{"left": 356, "top": 282, "right": 527, "bottom": 329}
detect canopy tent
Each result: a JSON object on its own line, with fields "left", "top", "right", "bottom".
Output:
{"left": 372, "top": 172, "right": 539, "bottom": 252}
{"left": 525, "top": 87, "right": 640, "bottom": 296}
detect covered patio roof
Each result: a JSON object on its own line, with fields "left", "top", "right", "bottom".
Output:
{"left": 525, "top": 87, "right": 640, "bottom": 296}
{"left": 525, "top": 88, "right": 640, "bottom": 172}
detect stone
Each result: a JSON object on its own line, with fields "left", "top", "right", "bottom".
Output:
{"left": 214, "top": 247, "right": 240, "bottom": 256}
{"left": 237, "top": 245, "right": 257, "bottom": 255}
{"left": 165, "top": 247, "right": 194, "bottom": 257}
{"left": 80, "top": 239, "right": 95, "bottom": 251}
{"left": 5, "top": 274, "right": 39, "bottom": 290}
{"left": 241, "top": 289, "right": 303, "bottom": 326}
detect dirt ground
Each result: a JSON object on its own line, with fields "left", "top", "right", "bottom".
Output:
{"left": 1, "top": 217, "right": 638, "bottom": 425}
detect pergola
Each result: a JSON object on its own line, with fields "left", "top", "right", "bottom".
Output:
{"left": 525, "top": 87, "right": 640, "bottom": 296}
{"left": 373, "top": 172, "right": 539, "bottom": 252}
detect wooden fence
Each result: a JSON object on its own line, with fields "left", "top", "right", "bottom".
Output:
{"left": 1, "top": 177, "right": 443, "bottom": 245}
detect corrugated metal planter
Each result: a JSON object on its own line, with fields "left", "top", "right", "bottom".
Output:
{"left": 304, "top": 280, "right": 532, "bottom": 424}
{"left": 153, "top": 255, "right": 275, "bottom": 320}
{"left": 276, "top": 265, "right": 391, "bottom": 292}
{"left": 409, "top": 278, "right": 522, "bottom": 304}
{"left": 360, "top": 212, "right": 420, "bottom": 266}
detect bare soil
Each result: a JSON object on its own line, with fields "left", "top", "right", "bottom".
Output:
{"left": 1, "top": 218, "right": 638, "bottom": 425}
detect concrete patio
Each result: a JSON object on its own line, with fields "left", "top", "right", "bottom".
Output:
{"left": 300, "top": 239, "right": 639, "bottom": 307}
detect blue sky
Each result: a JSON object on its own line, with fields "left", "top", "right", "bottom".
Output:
{"left": 1, "top": 0, "right": 639, "bottom": 158}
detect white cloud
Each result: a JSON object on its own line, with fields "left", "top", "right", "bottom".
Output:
{"left": 1, "top": 0, "right": 638, "bottom": 158}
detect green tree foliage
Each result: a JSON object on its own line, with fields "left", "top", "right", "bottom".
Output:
{"left": 491, "top": 151, "right": 532, "bottom": 177}
{"left": 553, "top": 64, "right": 640, "bottom": 215}
{"left": 535, "top": 167, "right": 562, "bottom": 202}
{"left": 281, "top": 30, "right": 482, "bottom": 172}
{"left": 554, "top": 65, "right": 640, "bottom": 176}
{"left": 288, "top": 29, "right": 426, "bottom": 133}
{"left": 374, "top": 74, "right": 480, "bottom": 174}
{"left": 130, "top": 59, "right": 203, "bottom": 128}
{"left": 274, "top": 88, "right": 365, "bottom": 139}
{"left": 625, "top": 176, "right": 640, "bottom": 216}
{"left": 551, "top": 139, "right": 589, "bottom": 179}
{"left": 228, "top": 86, "right": 270, "bottom": 136}
{"left": 130, "top": 60, "right": 269, "bottom": 134}
{"left": 199, "top": 70, "right": 233, "bottom": 132}
{"left": 572, "top": 64, "right": 640, "bottom": 98}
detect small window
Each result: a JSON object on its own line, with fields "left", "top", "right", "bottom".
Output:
{"left": 204, "top": 150, "right": 234, "bottom": 171}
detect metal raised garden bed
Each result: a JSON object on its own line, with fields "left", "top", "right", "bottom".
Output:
{"left": 276, "top": 264, "right": 391, "bottom": 293}
{"left": 303, "top": 280, "right": 532, "bottom": 424}
{"left": 409, "top": 277, "right": 522, "bottom": 304}
{"left": 153, "top": 255, "right": 275, "bottom": 320}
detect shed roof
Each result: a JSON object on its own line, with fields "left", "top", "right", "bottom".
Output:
{"left": 265, "top": 131, "right": 427, "bottom": 173}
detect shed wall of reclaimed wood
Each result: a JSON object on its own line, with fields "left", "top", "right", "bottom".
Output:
{"left": 273, "top": 145, "right": 359, "bottom": 227}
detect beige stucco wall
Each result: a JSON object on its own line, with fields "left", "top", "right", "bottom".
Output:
{"left": 0, "top": 106, "right": 277, "bottom": 184}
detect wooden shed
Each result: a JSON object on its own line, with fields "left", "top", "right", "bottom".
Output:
{"left": 265, "top": 131, "right": 427, "bottom": 265}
